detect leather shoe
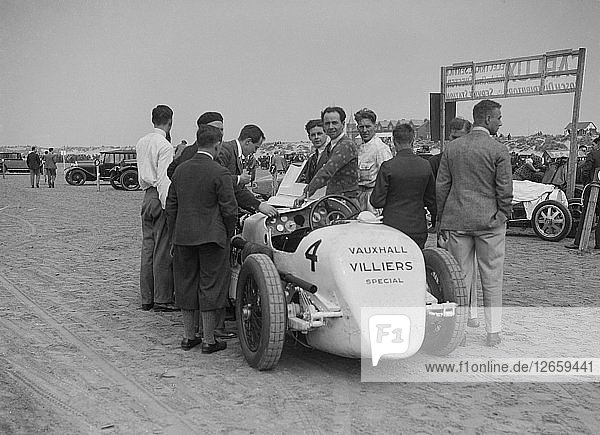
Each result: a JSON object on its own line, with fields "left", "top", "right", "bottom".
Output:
{"left": 141, "top": 303, "right": 154, "bottom": 311}
{"left": 565, "top": 243, "right": 579, "bottom": 249}
{"left": 467, "top": 318, "right": 480, "bottom": 328}
{"left": 214, "top": 329, "right": 237, "bottom": 339}
{"left": 154, "top": 303, "right": 179, "bottom": 312}
{"left": 486, "top": 333, "right": 501, "bottom": 347}
{"left": 201, "top": 340, "right": 227, "bottom": 354}
{"left": 181, "top": 337, "right": 202, "bottom": 351}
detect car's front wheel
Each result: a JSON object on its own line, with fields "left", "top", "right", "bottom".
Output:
{"left": 110, "top": 173, "right": 123, "bottom": 190}
{"left": 235, "top": 254, "right": 285, "bottom": 370}
{"left": 120, "top": 169, "right": 139, "bottom": 191}
{"left": 66, "top": 169, "right": 86, "bottom": 186}
{"left": 421, "top": 247, "right": 468, "bottom": 356}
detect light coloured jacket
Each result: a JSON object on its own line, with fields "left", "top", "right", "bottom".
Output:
{"left": 436, "top": 129, "right": 513, "bottom": 231}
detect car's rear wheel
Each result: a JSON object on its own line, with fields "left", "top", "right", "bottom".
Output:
{"left": 235, "top": 254, "right": 285, "bottom": 370}
{"left": 531, "top": 200, "right": 572, "bottom": 241}
{"left": 0, "top": 164, "right": 7, "bottom": 174}
{"left": 120, "top": 169, "right": 139, "bottom": 191}
{"left": 67, "top": 169, "right": 86, "bottom": 186}
{"left": 421, "top": 247, "right": 468, "bottom": 356}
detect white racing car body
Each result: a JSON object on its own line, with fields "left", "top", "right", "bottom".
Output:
{"left": 231, "top": 175, "right": 468, "bottom": 370}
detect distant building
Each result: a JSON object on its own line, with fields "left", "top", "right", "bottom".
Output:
{"left": 564, "top": 121, "right": 597, "bottom": 136}
{"left": 347, "top": 118, "right": 430, "bottom": 144}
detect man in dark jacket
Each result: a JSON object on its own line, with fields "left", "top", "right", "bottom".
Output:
{"left": 370, "top": 123, "right": 436, "bottom": 249}
{"left": 298, "top": 119, "right": 329, "bottom": 184}
{"left": 26, "top": 146, "right": 41, "bottom": 188}
{"left": 295, "top": 106, "right": 358, "bottom": 206}
{"left": 566, "top": 136, "right": 600, "bottom": 249}
{"left": 166, "top": 125, "right": 238, "bottom": 353}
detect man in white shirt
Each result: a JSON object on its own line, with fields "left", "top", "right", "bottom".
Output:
{"left": 136, "top": 105, "right": 176, "bottom": 312}
{"left": 354, "top": 108, "right": 393, "bottom": 213}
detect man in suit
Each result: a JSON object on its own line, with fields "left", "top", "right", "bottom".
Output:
{"left": 298, "top": 119, "right": 329, "bottom": 184}
{"left": 566, "top": 135, "right": 600, "bottom": 249}
{"left": 26, "top": 146, "right": 41, "bottom": 188}
{"left": 44, "top": 147, "right": 59, "bottom": 188}
{"left": 214, "top": 124, "right": 278, "bottom": 339}
{"left": 167, "top": 112, "right": 224, "bottom": 179}
{"left": 370, "top": 123, "right": 436, "bottom": 249}
{"left": 166, "top": 125, "right": 238, "bottom": 353}
{"left": 217, "top": 124, "right": 278, "bottom": 217}
{"left": 295, "top": 106, "right": 358, "bottom": 206}
{"left": 436, "top": 99, "right": 513, "bottom": 347}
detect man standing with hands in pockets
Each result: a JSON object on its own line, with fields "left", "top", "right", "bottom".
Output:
{"left": 436, "top": 100, "right": 512, "bottom": 347}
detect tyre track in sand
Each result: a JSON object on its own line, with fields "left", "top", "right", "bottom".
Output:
{"left": 0, "top": 271, "right": 207, "bottom": 433}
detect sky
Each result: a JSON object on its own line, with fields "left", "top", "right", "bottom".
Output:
{"left": 1, "top": 0, "right": 599, "bottom": 147}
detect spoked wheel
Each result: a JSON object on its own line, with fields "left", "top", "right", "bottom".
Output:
{"left": 235, "top": 254, "right": 285, "bottom": 370}
{"left": 120, "top": 169, "right": 139, "bottom": 191}
{"left": 421, "top": 247, "right": 468, "bottom": 356}
{"left": 67, "top": 169, "right": 85, "bottom": 186}
{"left": 531, "top": 200, "right": 572, "bottom": 241}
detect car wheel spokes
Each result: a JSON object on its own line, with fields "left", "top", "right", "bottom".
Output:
{"left": 242, "top": 275, "right": 262, "bottom": 352}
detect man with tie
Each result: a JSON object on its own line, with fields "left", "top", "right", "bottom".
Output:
{"left": 214, "top": 124, "right": 278, "bottom": 339}
{"left": 295, "top": 106, "right": 359, "bottom": 206}
{"left": 217, "top": 124, "right": 278, "bottom": 217}
{"left": 298, "top": 119, "right": 330, "bottom": 184}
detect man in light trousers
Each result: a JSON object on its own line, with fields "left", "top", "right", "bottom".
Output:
{"left": 436, "top": 99, "right": 512, "bottom": 347}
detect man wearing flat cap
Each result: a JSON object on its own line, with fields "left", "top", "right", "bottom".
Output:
{"left": 168, "top": 112, "right": 224, "bottom": 178}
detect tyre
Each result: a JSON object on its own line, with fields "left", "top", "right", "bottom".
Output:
{"left": 0, "top": 164, "right": 7, "bottom": 174}
{"left": 110, "top": 174, "right": 123, "bottom": 190}
{"left": 235, "top": 253, "right": 285, "bottom": 370}
{"left": 421, "top": 247, "right": 468, "bottom": 356}
{"left": 531, "top": 200, "right": 572, "bottom": 242}
{"left": 120, "top": 169, "right": 139, "bottom": 191}
{"left": 66, "top": 169, "right": 86, "bottom": 186}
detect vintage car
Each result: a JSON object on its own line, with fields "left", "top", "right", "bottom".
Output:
{"left": 109, "top": 158, "right": 139, "bottom": 191}
{"left": 229, "top": 161, "right": 467, "bottom": 370}
{"left": 508, "top": 180, "right": 573, "bottom": 241}
{"left": 65, "top": 150, "right": 137, "bottom": 189}
{"left": 0, "top": 152, "right": 30, "bottom": 173}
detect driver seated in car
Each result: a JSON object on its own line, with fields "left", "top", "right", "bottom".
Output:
{"left": 295, "top": 106, "right": 358, "bottom": 207}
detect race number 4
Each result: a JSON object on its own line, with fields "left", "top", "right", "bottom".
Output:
{"left": 304, "top": 239, "right": 322, "bottom": 272}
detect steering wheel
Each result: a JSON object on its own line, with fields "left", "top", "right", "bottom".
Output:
{"left": 308, "top": 195, "right": 361, "bottom": 230}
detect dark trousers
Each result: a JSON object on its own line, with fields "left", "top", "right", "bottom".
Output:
{"left": 408, "top": 232, "right": 427, "bottom": 249}
{"left": 173, "top": 243, "right": 228, "bottom": 311}
{"left": 29, "top": 169, "right": 40, "bottom": 187}
{"left": 140, "top": 188, "right": 174, "bottom": 305}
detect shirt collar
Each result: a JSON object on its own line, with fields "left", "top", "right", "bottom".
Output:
{"left": 329, "top": 132, "right": 345, "bottom": 149}
{"left": 235, "top": 139, "right": 244, "bottom": 160}
{"left": 153, "top": 127, "right": 167, "bottom": 137}
{"left": 472, "top": 126, "right": 490, "bottom": 135}
{"left": 196, "top": 150, "right": 213, "bottom": 159}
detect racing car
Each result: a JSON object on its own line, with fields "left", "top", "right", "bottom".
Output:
{"left": 229, "top": 161, "right": 468, "bottom": 370}
{"left": 508, "top": 180, "right": 573, "bottom": 241}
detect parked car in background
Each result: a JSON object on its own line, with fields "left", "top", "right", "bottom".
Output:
{"left": 65, "top": 150, "right": 138, "bottom": 190}
{"left": 0, "top": 152, "right": 30, "bottom": 173}
{"left": 109, "top": 157, "right": 139, "bottom": 191}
